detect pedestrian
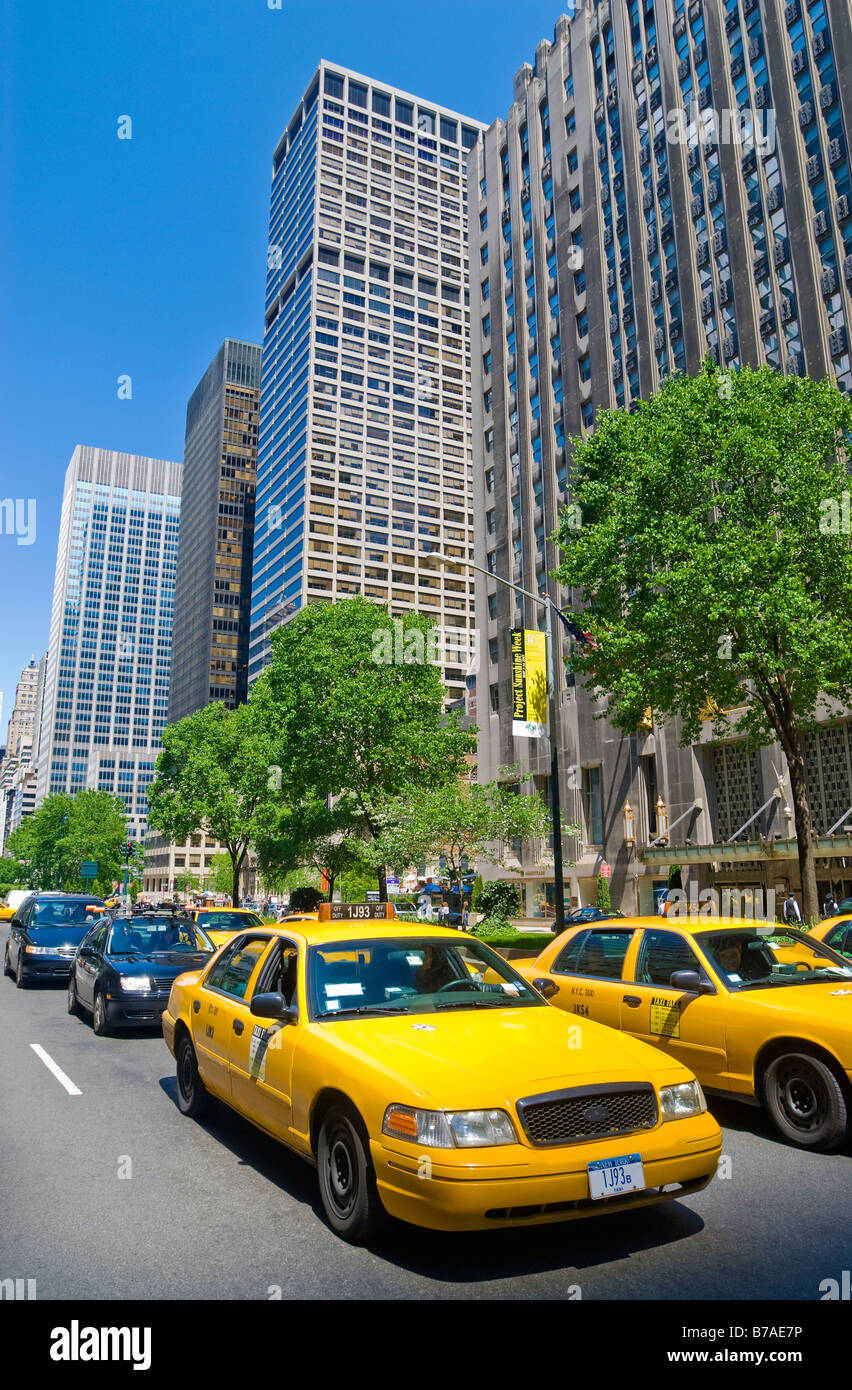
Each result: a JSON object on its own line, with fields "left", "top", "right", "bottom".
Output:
{"left": 782, "top": 892, "right": 803, "bottom": 926}
{"left": 822, "top": 888, "right": 839, "bottom": 918}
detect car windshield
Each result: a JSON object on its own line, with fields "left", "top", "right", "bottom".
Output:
{"left": 197, "top": 911, "right": 261, "bottom": 930}
{"left": 31, "top": 900, "right": 104, "bottom": 926}
{"left": 107, "top": 919, "right": 213, "bottom": 955}
{"left": 695, "top": 927, "right": 852, "bottom": 991}
{"left": 308, "top": 937, "right": 545, "bottom": 1019}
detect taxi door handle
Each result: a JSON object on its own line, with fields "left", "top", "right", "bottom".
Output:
{"left": 623, "top": 995, "right": 641, "bottom": 1008}
{"left": 192, "top": 1000, "right": 200, "bottom": 1013}
{"left": 233, "top": 1019, "right": 244, "bottom": 1035}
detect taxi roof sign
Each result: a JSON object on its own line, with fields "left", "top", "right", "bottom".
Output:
{"left": 317, "top": 902, "right": 396, "bottom": 922}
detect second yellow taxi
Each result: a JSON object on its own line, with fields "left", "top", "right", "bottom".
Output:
{"left": 162, "top": 916, "right": 721, "bottom": 1242}
{"left": 516, "top": 916, "right": 852, "bottom": 1151}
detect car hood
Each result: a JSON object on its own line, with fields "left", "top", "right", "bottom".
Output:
{"left": 107, "top": 953, "right": 211, "bottom": 975}
{"left": 315, "top": 1004, "right": 690, "bottom": 1110}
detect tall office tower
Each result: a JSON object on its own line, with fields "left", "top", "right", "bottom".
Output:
{"left": 169, "top": 339, "right": 262, "bottom": 722}
{"left": 470, "top": 3, "right": 852, "bottom": 915}
{"left": 0, "top": 655, "right": 43, "bottom": 851}
{"left": 37, "top": 447, "right": 182, "bottom": 841}
{"left": 248, "top": 62, "right": 487, "bottom": 706}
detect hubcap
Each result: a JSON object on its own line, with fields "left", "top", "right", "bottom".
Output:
{"left": 328, "top": 1135, "right": 356, "bottom": 1214}
{"left": 777, "top": 1063, "right": 824, "bottom": 1132}
{"left": 179, "top": 1047, "right": 193, "bottom": 1099}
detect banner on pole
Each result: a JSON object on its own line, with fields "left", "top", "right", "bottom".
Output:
{"left": 511, "top": 628, "right": 549, "bottom": 739}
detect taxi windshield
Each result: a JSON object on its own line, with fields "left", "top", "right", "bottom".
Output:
{"left": 308, "top": 937, "right": 544, "bottom": 1019}
{"left": 696, "top": 927, "right": 852, "bottom": 991}
{"left": 107, "top": 919, "right": 213, "bottom": 955}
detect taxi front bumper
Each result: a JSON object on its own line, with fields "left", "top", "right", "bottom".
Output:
{"left": 371, "top": 1111, "right": 722, "bottom": 1232}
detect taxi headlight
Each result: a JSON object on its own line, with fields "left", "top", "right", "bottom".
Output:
{"left": 660, "top": 1080, "right": 706, "bottom": 1121}
{"left": 119, "top": 975, "right": 152, "bottom": 992}
{"left": 383, "top": 1105, "right": 517, "bottom": 1148}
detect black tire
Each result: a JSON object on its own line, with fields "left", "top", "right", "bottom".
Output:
{"left": 67, "top": 972, "right": 81, "bottom": 1017}
{"left": 317, "top": 1106, "right": 384, "bottom": 1243}
{"left": 3, "top": 944, "right": 12, "bottom": 979}
{"left": 175, "top": 1034, "right": 214, "bottom": 1119}
{"left": 92, "top": 989, "right": 111, "bottom": 1036}
{"left": 15, "top": 953, "right": 28, "bottom": 989}
{"left": 763, "top": 1051, "right": 848, "bottom": 1151}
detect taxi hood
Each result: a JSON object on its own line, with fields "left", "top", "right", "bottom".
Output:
{"left": 746, "top": 980, "right": 852, "bottom": 1036}
{"left": 315, "top": 1004, "right": 690, "bottom": 1111}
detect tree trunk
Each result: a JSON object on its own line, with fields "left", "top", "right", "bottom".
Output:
{"left": 231, "top": 847, "right": 246, "bottom": 908}
{"left": 786, "top": 739, "right": 819, "bottom": 924}
{"left": 378, "top": 864, "right": 388, "bottom": 904}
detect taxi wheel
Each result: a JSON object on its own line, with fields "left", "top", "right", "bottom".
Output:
{"left": 317, "top": 1107, "right": 383, "bottom": 1243}
{"left": 67, "top": 973, "right": 81, "bottom": 1016}
{"left": 92, "top": 990, "right": 111, "bottom": 1036}
{"left": 175, "top": 1035, "right": 214, "bottom": 1119}
{"left": 763, "top": 1052, "right": 848, "bottom": 1151}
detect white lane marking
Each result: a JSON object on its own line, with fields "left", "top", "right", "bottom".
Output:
{"left": 29, "top": 1044, "right": 82, "bottom": 1096}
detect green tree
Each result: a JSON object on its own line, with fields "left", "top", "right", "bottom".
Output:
{"left": 254, "top": 597, "right": 476, "bottom": 901}
{"left": 476, "top": 880, "right": 522, "bottom": 920}
{"left": 255, "top": 795, "right": 370, "bottom": 902}
{"left": 8, "top": 794, "right": 73, "bottom": 889}
{"left": 555, "top": 361, "right": 852, "bottom": 923}
{"left": 146, "top": 701, "right": 280, "bottom": 907}
{"left": 367, "top": 769, "right": 574, "bottom": 901}
{"left": 596, "top": 873, "right": 612, "bottom": 913}
{"left": 0, "top": 856, "right": 30, "bottom": 892}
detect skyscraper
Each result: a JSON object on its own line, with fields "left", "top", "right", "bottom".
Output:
{"left": 0, "top": 655, "right": 45, "bottom": 850}
{"left": 471, "top": 2, "right": 852, "bottom": 914}
{"left": 37, "top": 447, "right": 182, "bottom": 841}
{"left": 249, "top": 62, "right": 486, "bottom": 704}
{"left": 168, "top": 339, "right": 262, "bottom": 722}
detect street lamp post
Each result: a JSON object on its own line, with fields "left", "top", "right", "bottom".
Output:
{"left": 425, "top": 551, "right": 567, "bottom": 937}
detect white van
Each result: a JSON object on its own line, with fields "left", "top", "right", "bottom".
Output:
{"left": 3, "top": 889, "right": 33, "bottom": 916}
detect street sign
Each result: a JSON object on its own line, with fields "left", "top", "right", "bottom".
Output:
{"left": 366, "top": 890, "right": 380, "bottom": 902}
{"left": 600, "top": 862, "right": 611, "bottom": 879}
{"left": 81, "top": 861, "right": 98, "bottom": 880}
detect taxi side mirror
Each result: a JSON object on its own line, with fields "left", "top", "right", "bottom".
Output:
{"left": 251, "top": 991, "right": 298, "bottom": 1024}
{"left": 669, "top": 970, "right": 712, "bottom": 994}
{"left": 533, "top": 977, "right": 560, "bottom": 999}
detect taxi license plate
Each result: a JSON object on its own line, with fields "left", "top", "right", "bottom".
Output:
{"left": 587, "top": 1154, "right": 645, "bottom": 1200}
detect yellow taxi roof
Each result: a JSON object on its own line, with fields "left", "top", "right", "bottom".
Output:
{"left": 580, "top": 915, "right": 792, "bottom": 937}
{"left": 261, "top": 921, "right": 472, "bottom": 947}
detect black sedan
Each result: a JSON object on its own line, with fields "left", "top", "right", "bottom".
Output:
{"left": 67, "top": 913, "right": 214, "bottom": 1034}
{"left": 4, "top": 894, "right": 107, "bottom": 987}
{"left": 564, "top": 907, "right": 625, "bottom": 925}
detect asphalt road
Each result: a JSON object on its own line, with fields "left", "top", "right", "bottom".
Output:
{"left": 1, "top": 927, "right": 850, "bottom": 1301}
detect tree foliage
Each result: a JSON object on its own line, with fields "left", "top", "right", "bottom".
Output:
{"left": 556, "top": 361, "right": 852, "bottom": 920}
{"left": 253, "top": 597, "right": 476, "bottom": 899}
{"left": 8, "top": 790, "right": 128, "bottom": 896}
{"left": 146, "top": 701, "right": 280, "bottom": 907}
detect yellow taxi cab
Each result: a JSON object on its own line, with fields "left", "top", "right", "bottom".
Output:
{"left": 182, "top": 906, "right": 264, "bottom": 949}
{"left": 808, "top": 914, "right": 852, "bottom": 960}
{"left": 516, "top": 916, "right": 852, "bottom": 1151}
{"left": 162, "top": 916, "right": 721, "bottom": 1243}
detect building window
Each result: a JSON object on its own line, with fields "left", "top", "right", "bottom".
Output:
{"left": 372, "top": 90, "right": 391, "bottom": 117}
{"left": 582, "top": 766, "right": 604, "bottom": 846}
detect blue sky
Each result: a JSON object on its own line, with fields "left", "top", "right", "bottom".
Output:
{"left": 0, "top": 0, "right": 567, "bottom": 736}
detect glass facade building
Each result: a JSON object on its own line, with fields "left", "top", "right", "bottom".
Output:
{"left": 37, "top": 447, "right": 182, "bottom": 841}
{"left": 471, "top": 2, "right": 852, "bottom": 914}
{"left": 249, "top": 62, "right": 486, "bottom": 704}
{"left": 169, "top": 339, "right": 262, "bottom": 722}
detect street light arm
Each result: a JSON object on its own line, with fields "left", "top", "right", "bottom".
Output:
{"left": 423, "top": 550, "right": 549, "bottom": 609}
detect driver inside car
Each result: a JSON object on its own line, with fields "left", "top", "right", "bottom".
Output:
{"left": 415, "top": 946, "right": 463, "bottom": 994}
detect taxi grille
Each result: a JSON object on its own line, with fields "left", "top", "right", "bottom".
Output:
{"left": 516, "top": 1083, "right": 658, "bottom": 1147}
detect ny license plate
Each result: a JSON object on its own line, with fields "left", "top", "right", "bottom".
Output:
{"left": 587, "top": 1153, "right": 645, "bottom": 1200}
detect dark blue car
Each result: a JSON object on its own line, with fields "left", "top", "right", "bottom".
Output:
{"left": 67, "top": 913, "right": 214, "bottom": 1035}
{"left": 4, "top": 894, "right": 106, "bottom": 987}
